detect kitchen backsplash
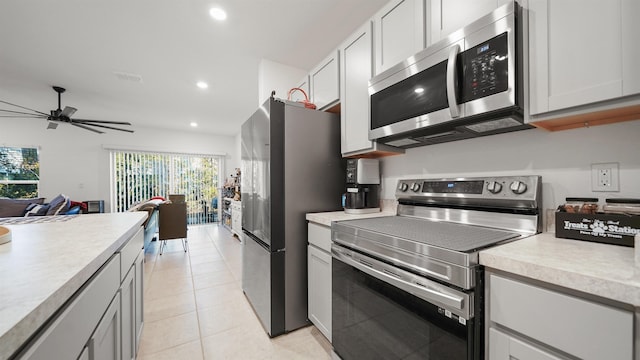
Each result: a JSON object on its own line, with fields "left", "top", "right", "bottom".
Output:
{"left": 379, "top": 120, "right": 640, "bottom": 229}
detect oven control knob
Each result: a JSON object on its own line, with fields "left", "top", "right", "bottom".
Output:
{"left": 486, "top": 181, "right": 503, "bottom": 194}
{"left": 410, "top": 183, "right": 421, "bottom": 192}
{"left": 398, "top": 183, "right": 409, "bottom": 192}
{"left": 510, "top": 181, "right": 528, "bottom": 194}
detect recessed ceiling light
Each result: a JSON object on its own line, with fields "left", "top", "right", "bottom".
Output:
{"left": 209, "top": 7, "right": 227, "bottom": 21}
{"left": 196, "top": 81, "right": 208, "bottom": 89}
{"left": 190, "top": 122, "right": 198, "bottom": 127}
{"left": 414, "top": 87, "right": 425, "bottom": 94}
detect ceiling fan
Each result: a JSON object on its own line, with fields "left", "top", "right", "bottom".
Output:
{"left": 0, "top": 86, "right": 134, "bottom": 134}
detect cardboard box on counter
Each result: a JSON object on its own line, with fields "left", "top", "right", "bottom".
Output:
{"left": 555, "top": 212, "right": 640, "bottom": 247}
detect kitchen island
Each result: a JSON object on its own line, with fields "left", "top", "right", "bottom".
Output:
{"left": 0, "top": 212, "right": 146, "bottom": 360}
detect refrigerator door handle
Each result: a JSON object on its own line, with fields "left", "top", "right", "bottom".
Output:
{"left": 243, "top": 229, "right": 270, "bottom": 251}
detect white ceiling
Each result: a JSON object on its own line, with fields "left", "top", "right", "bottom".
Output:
{"left": 0, "top": 0, "right": 388, "bottom": 136}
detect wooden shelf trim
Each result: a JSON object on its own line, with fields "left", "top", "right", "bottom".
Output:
{"left": 532, "top": 104, "right": 640, "bottom": 132}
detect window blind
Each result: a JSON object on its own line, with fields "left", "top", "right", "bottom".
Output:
{"left": 110, "top": 150, "right": 221, "bottom": 225}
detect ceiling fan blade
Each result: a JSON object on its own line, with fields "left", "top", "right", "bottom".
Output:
{"left": 72, "top": 118, "right": 132, "bottom": 125}
{"left": 0, "top": 99, "right": 49, "bottom": 116}
{"left": 0, "top": 109, "right": 48, "bottom": 118}
{"left": 47, "top": 121, "right": 59, "bottom": 130}
{"left": 60, "top": 106, "right": 77, "bottom": 118}
{"left": 70, "top": 121, "right": 134, "bottom": 133}
{"left": 0, "top": 115, "right": 46, "bottom": 118}
{"left": 0, "top": 108, "right": 48, "bottom": 117}
{"left": 70, "top": 122, "right": 104, "bottom": 134}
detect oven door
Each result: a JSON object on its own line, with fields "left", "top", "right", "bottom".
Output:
{"left": 332, "top": 243, "right": 481, "bottom": 360}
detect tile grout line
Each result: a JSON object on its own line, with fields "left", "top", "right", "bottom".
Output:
{"left": 192, "top": 228, "right": 205, "bottom": 359}
{"left": 193, "top": 224, "right": 220, "bottom": 360}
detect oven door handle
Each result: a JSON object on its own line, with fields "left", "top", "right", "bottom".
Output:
{"left": 332, "top": 247, "right": 466, "bottom": 312}
{"left": 446, "top": 44, "right": 461, "bottom": 118}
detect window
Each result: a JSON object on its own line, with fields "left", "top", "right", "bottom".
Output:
{"left": 110, "top": 150, "right": 221, "bottom": 224}
{"left": 0, "top": 147, "right": 39, "bottom": 198}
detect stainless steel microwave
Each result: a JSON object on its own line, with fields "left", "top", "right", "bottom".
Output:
{"left": 368, "top": 1, "right": 530, "bottom": 148}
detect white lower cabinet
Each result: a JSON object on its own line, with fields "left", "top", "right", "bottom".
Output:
{"left": 231, "top": 200, "right": 242, "bottom": 237}
{"left": 486, "top": 272, "right": 633, "bottom": 360}
{"left": 134, "top": 250, "right": 144, "bottom": 348}
{"left": 90, "top": 294, "right": 121, "bottom": 360}
{"left": 489, "top": 328, "right": 563, "bottom": 360}
{"left": 15, "top": 228, "right": 145, "bottom": 360}
{"left": 307, "top": 222, "right": 332, "bottom": 341}
{"left": 17, "top": 254, "right": 121, "bottom": 360}
{"left": 120, "top": 265, "right": 136, "bottom": 360}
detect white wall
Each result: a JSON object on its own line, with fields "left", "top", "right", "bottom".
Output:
{"left": 1, "top": 119, "right": 238, "bottom": 211}
{"left": 258, "top": 59, "right": 307, "bottom": 105}
{"left": 380, "top": 121, "right": 640, "bottom": 217}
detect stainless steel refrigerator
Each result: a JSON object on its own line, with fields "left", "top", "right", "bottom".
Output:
{"left": 241, "top": 97, "right": 345, "bottom": 337}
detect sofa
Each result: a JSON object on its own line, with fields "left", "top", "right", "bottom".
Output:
{"left": 0, "top": 194, "right": 81, "bottom": 218}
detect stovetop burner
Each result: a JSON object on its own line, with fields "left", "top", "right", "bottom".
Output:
{"left": 338, "top": 216, "right": 519, "bottom": 252}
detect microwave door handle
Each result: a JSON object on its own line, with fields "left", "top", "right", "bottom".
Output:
{"left": 446, "top": 44, "right": 461, "bottom": 118}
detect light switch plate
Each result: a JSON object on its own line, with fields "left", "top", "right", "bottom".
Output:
{"left": 591, "top": 163, "right": 619, "bottom": 192}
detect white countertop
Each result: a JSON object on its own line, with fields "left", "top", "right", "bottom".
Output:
{"left": 306, "top": 209, "right": 396, "bottom": 227}
{"left": 0, "top": 212, "right": 146, "bottom": 360}
{"left": 480, "top": 232, "right": 640, "bottom": 307}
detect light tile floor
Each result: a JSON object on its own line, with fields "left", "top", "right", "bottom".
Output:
{"left": 137, "top": 224, "right": 332, "bottom": 359}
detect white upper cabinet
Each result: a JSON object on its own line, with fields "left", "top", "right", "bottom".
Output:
{"left": 622, "top": 0, "right": 640, "bottom": 95}
{"left": 340, "top": 22, "right": 375, "bottom": 155}
{"left": 373, "top": 0, "right": 426, "bottom": 75}
{"left": 427, "top": 0, "right": 508, "bottom": 45}
{"left": 289, "top": 76, "right": 310, "bottom": 102}
{"left": 339, "top": 22, "right": 403, "bottom": 157}
{"left": 310, "top": 50, "right": 340, "bottom": 110}
{"left": 528, "top": 0, "right": 624, "bottom": 115}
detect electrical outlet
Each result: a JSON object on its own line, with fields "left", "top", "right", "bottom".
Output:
{"left": 598, "top": 168, "right": 611, "bottom": 187}
{"left": 591, "top": 163, "right": 620, "bottom": 192}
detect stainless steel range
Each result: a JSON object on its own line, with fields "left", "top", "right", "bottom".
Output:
{"left": 331, "top": 175, "right": 541, "bottom": 360}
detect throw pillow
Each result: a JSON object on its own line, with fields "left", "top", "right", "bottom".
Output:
{"left": 46, "top": 194, "right": 71, "bottom": 215}
{"left": 24, "top": 203, "right": 50, "bottom": 216}
{"left": 69, "top": 200, "right": 87, "bottom": 213}
{"left": 0, "top": 198, "right": 45, "bottom": 217}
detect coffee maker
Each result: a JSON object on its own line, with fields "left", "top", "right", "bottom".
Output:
{"left": 343, "top": 159, "right": 380, "bottom": 214}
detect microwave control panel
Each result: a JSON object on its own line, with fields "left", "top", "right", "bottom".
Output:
{"left": 460, "top": 32, "right": 509, "bottom": 103}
